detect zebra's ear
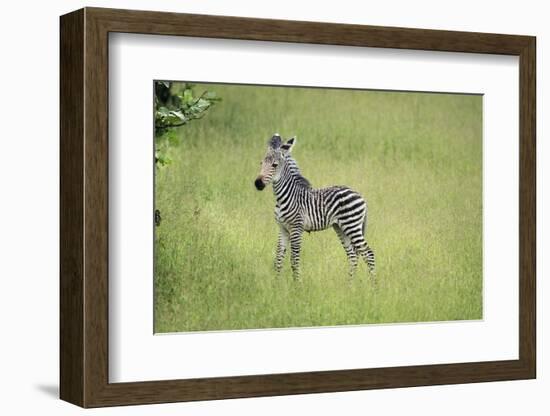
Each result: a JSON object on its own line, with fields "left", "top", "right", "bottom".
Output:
{"left": 281, "top": 137, "right": 296, "bottom": 153}
{"left": 268, "top": 133, "right": 282, "bottom": 149}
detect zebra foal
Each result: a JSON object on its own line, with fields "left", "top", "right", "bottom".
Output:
{"left": 254, "top": 134, "right": 375, "bottom": 281}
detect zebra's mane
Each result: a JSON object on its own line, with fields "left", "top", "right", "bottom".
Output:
{"left": 284, "top": 154, "right": 311, "bottom": 188}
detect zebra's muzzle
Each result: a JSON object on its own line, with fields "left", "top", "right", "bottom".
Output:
{"left": 254, "top": 177, "right": 266, "bottom": 191}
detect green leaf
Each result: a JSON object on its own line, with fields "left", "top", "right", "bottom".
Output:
{"left": 157, "top": 106, "right": 170, "bottom": 116}
{"left": 169, "top": 110, "right": 187, "bottom": 122}
{"left": 182, "top": 88, "right": 194, "bottom": 104}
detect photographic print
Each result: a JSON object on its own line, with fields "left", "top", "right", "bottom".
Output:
{"left": 154, "top": 81, "right": 482, "bottom": 333}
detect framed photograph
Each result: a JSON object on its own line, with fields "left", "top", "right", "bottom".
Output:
{"left": 60, "top": 7, "right": 536, "bottom": 408}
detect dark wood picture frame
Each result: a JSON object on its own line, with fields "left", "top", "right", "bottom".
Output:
{"left": 60, "top": 7, "right": 536, "bottom": 408}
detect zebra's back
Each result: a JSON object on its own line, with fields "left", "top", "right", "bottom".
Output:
{"left": 301, "top": 186, "right": 366, "bottom": 232}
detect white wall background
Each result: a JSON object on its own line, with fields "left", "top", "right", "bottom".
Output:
{"left": 0, "top": 0, "right": 545, "bottom": 414}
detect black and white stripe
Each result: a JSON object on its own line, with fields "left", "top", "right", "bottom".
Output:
{"left": 255, "top": 134, "right": 375, "bottom": 281}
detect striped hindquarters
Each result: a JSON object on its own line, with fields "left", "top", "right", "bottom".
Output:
{"left": 328, "top": 187, "right": 367, "bottom": 240}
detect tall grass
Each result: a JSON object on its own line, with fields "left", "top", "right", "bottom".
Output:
{"left": 154, "top": 83, "right": 482, "bottom": 333}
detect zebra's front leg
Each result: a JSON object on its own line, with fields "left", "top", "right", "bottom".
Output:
{"left": 274, "top": 226, "right": 289, "bottom": 274}
{"left": 289, "top": 225, "right": 304, "bottom": 281}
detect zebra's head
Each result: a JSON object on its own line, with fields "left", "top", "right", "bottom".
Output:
{"left": 255, "top": 134, "right": 296, "bottom": 191}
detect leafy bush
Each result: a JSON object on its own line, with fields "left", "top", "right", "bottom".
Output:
{"left": 154, "top": 81, "right": 220, "bottom": 167}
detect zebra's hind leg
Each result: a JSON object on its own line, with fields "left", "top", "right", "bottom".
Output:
{"left": 333, "top": 224, "right": 358, "bottom": 280}
{"left": 349, "top": 234, "right": 376, "bottom": 279}
{"left": 362, "top": 245, "right": 376, "bottom": 276}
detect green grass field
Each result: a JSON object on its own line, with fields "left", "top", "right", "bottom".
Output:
{"left": 154, "top": 83, "right": 482, "bottom": 333}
